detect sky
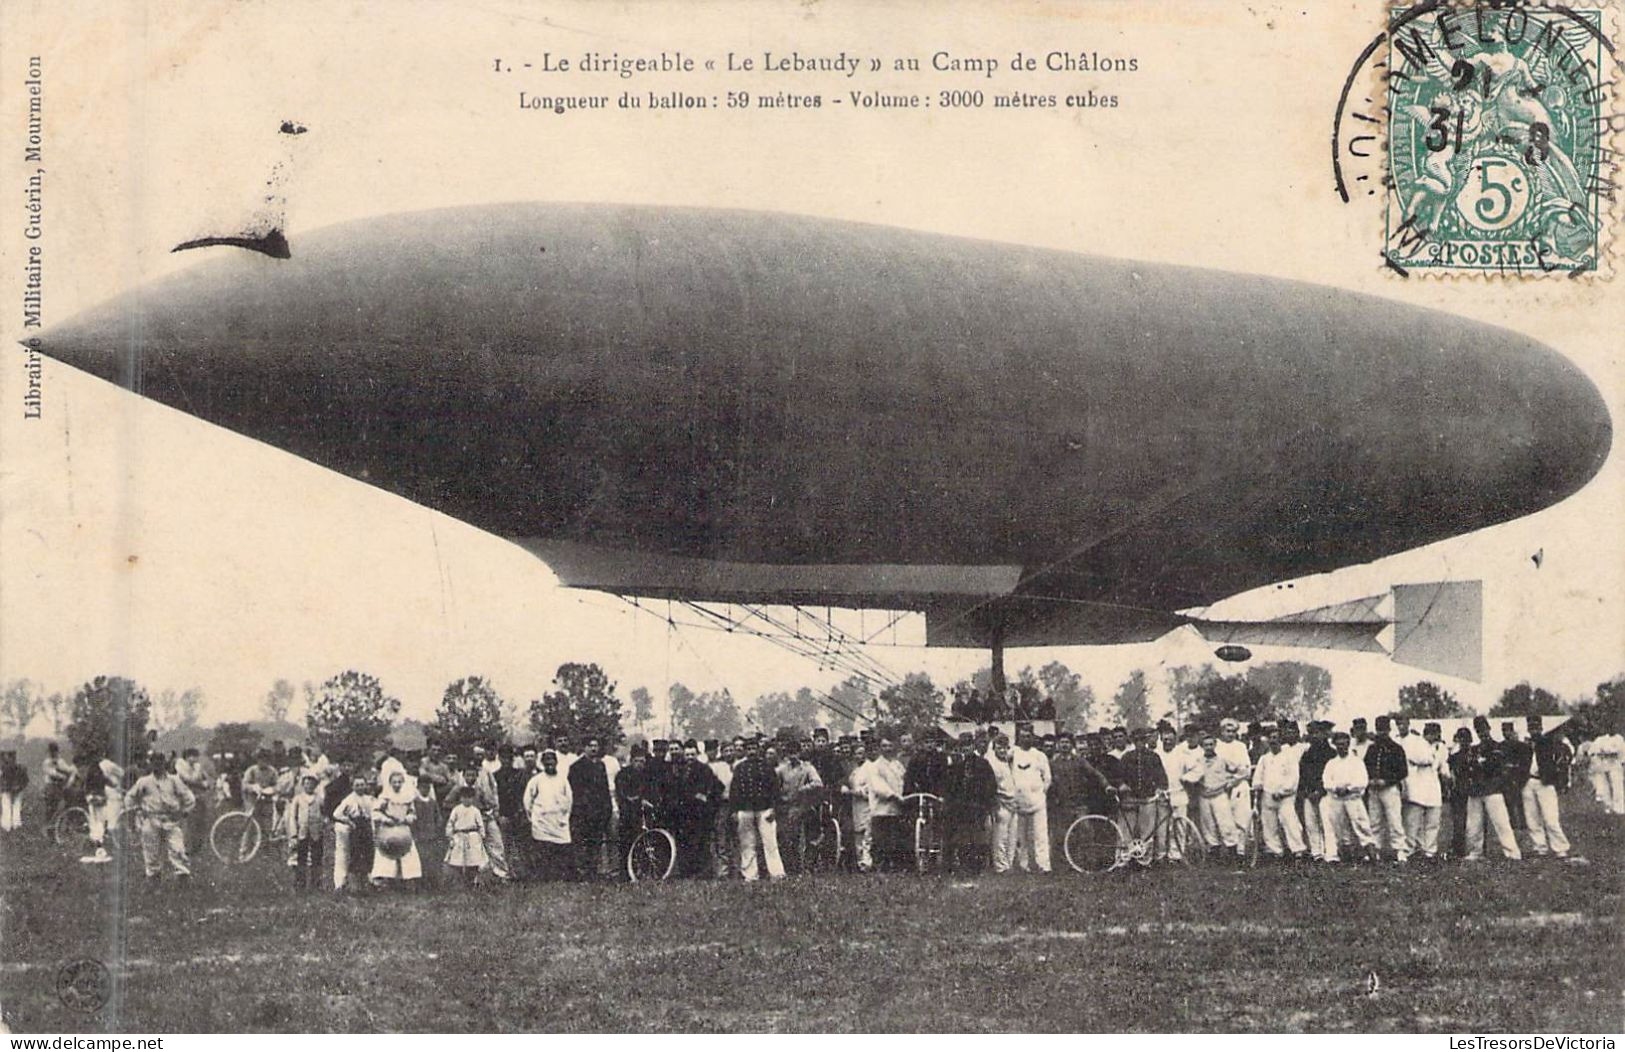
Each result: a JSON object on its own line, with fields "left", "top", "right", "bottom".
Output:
{"left": 2, "top": 1, "right": 1620, "bottom": 737}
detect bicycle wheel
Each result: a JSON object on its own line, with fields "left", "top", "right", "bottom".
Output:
{"left": 1063, "top": 815, "right": 1122, "bottom": 873}
{"left": 53, "top": 807, "right": 91, "bottom": 850}
{"left": 1166, "top": 815, "right": 1205, "bottom": 867}
{"left": 627, "top": 828, "right": 676, "bottom": 882}
{"left": 210, "top": 811, "right": 262, "bottom": 864}
{"left": 1246, "top": 814, "right": 1263, "bottom": 868}
{"left": 806, "top": 815, "right": 842, "bottom": 873}
{"left": 913, "top": 813, "right": 943, "bottom": 873}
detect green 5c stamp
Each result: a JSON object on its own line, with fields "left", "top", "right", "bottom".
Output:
{"left": 1384, "top": 3, "right": 1617, "bottom": 275}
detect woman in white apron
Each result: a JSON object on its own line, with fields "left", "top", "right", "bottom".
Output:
{"left": 370, "top": 770, "right": 423, "bottom": 887}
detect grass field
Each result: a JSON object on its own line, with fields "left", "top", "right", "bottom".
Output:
{"left": 2, "top": 802, "right": 1621, "bottom": 1033}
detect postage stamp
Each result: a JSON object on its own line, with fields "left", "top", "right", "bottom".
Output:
{"left": 1381, "top": 2, "right": 1618, "bottom": 276}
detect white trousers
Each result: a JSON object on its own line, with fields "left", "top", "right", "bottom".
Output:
{"left": 736, "top": 809, "right": 785, "bottom": 881}
{"left": 90, "top": 792, "right": 123, "bottom": 846}
{"left": 1600, "top": 765, "right": 1625, "bottom": 815}
{"left": 482, "top": 814, "right": 510, "bottom": 880}
{"left": 333, "top": 824, "right": 353, "bottom": 889}
{"left": 139, "top": 816, "right": 191, "bottom": 876}
{"left": 1403, "top": 802, "right": 1441, "bottom": 858}
{"left": 992, "top": 806, "right": 1018, "bottom": 872}
{"left": 1367, "top": 785, "right": 1408, "bottom": 859}
{"left": 1196, "top": 793, "right": 1240, "bottom": 851}
{"left": 1324, "top": 794, "right": 1376, "bottom": 859}
{"left": 851, "top": 799, "right": 872, "bottom": 870}
{"left": 1228, "top": 782, "right": 1253, "bottom": 841}
{"left": 1519, "top": 781, "right": 1569, "bottom": 857}
{"left": 1013, "top": 809, "right": 1050, "bottom": 872}
{"left": 1259, "top": 792, "right": 1305, "bottom": 856}
{"left": 1465, "top": 793, "right": 1522, "bottom": 860}
{"left": 0, "top": 791, "right": 22, "bottom": 831}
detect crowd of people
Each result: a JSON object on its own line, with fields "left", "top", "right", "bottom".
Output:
{"left": 3, "top": 709, "right": 1620, "bottom": 889}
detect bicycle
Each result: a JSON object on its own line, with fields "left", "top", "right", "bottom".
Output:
{"left": 803, "top": 794, "right": 844, "bottom": 873}
{"left": 1246, "top": 787, "right": 1264, "bottom": 869}
{"left": 901, "top": 792, "right": 944, "bottom": 873}
{"left": 54, "top": 790, "right": 140, "bottom": 855}
{"left": 209, "top": 792, "right": 289, "bottom": 864}
{"left": 1064, "top": 790, "right": 1205, "bottom": 873}
{"left": 625, "top": 799, "right": 676, "bottom": 882}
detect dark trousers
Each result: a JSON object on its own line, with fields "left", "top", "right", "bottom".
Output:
{"left": 293, "top": 837, "right": 324, "bottom": 891}
{"left": 532, "top": 839, "right": 576, "bottom": 881}
{"left": 870, "top": 815, "right": 910, "bottom": 872}
{"left": 500, "top": 817, "right": 530, "bottom": 881}
{"left": 672, "top": 816, "right": 712, "bottom": 878}
{"left": 570, "top": 811, "right": 611, "bottom": 880}
{"left": 1446, "top": 797, "right": 1469, "bottom": 858}
{"left": 776, "top": 807, "right": 809, "bottom": 874}
{"left": 615, "top": 816, "right": 642, "bottom": 881}
{"left": 1503, "top": 783, "right": 1527, "bottom": 831}
{"left": 944, "top": 811, "right": 990, "bottom": 873}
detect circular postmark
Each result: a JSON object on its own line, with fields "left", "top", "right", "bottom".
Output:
{"left": 55, "top": 957, "right": 111, "bottom": 1013}
{"left": 1332, "top": 0, "right": 1622, "bottom": 277}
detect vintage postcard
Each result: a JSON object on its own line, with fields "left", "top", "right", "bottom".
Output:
{"left": 1, "top": 0, "right": 1620, "bottom": 1038}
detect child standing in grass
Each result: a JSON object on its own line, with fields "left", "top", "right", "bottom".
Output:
{"left": 444, "top": 786, "right": 488, "bottom": 885}
{"left": 287, "top": 773, "right": 325, "bottom": 891}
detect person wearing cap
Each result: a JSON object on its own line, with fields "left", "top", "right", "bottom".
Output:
{"left": 1363, "top": 716, "right": 1409, "bottom": 861}
{"left": 903, "top": 732, "right": 950, "bottom": 799}
{"left": 1116, "top": 728, "right": 1170, "bottom": 856}
{"left": 942, "top": 734, "right": 997, "bottom": 873}
{"left": 614, "top": 745, "right": 655, "bottom": 879}
{"left": 1461, "top": 718, "right": 1521, "bottom": 861}
{"left": 664, "top": 743, "right": 725, "bottom": 878}
{"left": 1048, "top": 734, "right": 1109, "bottom": 868}
{"left": 1322, "top": 732, "right": 1379, "bottom": 862}
{"left": 1348, "top": 719, "right": 1372, "bottom": 761}
{"left": 1445, "top": 726, "right": 1475, "bottom": 858}
{"left": 730, "top": 738, "right": 785, "bottom": 881}
{"left": 862, "top": 738, "right": 910, "bottom": 871}
{"left": 1107, "top": 727, "right": 1130, "bottom": 760}
{"left": 846, "top": 738, "right": 880, "bottom": 870}
{"left": 708, "top": 740, "right": 737, "bottom": 879}
{"left": 1215, "top": 718, "right": 1254, "bottom": 847}
{"left": 774, "top": 742, "right": 824, "bottom": 874}
{"left": 1499, "top": 721, "right": 1533, "bottom": 834}
{"left": 1400, "top": 717, "right": 1445, "bottom": 861}
{"left": 1183, "top": 734, "right": 1243, "bottom": 856}
{"left": 1008, "top": 727, "right": 1053, "bottom": 872}
{"left": 1296, "top": 722, "right": 1336, "bottom": 862}
{"left": 126, "top": 752, "right": 197, "bottom": 881}
{"left": 1522, "top": 715, "right": 1577, "bottom": 860}
{"left": 522, "top": 750, "right": 574, "bottom": 881}
{"left": 331, "top": 773, "right": 376, "bottom": 892}
{"left": 40, "top": 742, "right": 75, "bottom": 835}
{"left": 287, "top": 772, "right": 326, "bottom": 891}
{"left": 1252, "top": 725, "right": 1307, "bottom": 861}
{"left": 567, "top": 738, "right": 614, "bottom": 880}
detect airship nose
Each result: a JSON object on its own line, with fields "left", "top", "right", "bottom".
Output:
{"left": 1503, "top": 332, "right": 1613, "bottom": 510}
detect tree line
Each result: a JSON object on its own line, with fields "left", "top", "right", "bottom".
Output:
{"left": 5, "top": 665, "right": 1620, "bottom": 766}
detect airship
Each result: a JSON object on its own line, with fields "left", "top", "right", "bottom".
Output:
{"left": 32, "top": 204, "right": 1612, "bottom": 688}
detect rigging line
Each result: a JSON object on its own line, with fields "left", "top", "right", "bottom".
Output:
{"left": 777, "top": 604, "right": 905, "bottom": 686}
{"left": 672, "top": 601, "right": 876, "bottom": 725}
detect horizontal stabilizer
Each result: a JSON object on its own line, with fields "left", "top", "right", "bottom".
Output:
{"left": 1194, "top": 580, "right": 1481, "bottom": 681}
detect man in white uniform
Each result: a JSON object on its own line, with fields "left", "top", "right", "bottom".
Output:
{"left": 1253, "top": 726, "right": 1307, "bottom": 860}
{"left": 1322, "top": 731, "right": 1378, "bottom": 862}
{"left": 1399, "top": 717, "right": 1443, "bottom": 860}
{"left": 1592, "top": 729, "right": 1625, "bottom": 815}
{"left": 1009, "top": 729, "right": 1052, "bottom": 872}
{"left": 1215, "top": 719, "right": 1253, "bottom": 845}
